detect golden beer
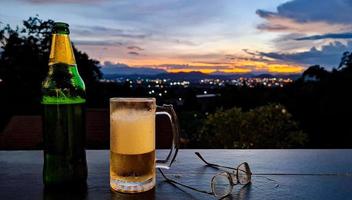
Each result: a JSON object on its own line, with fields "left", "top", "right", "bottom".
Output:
{"left": 110, "top": 150, "right": 155, "bottom": 183}
{"left": 110, "top": 98, "right": 179, "bottom": 193}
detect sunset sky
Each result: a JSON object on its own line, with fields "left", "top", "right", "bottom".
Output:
{"left": 1, "top": 0, "right": 352, "bottom": 74}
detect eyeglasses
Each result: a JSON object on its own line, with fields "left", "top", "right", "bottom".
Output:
{"left": 159, "top": 152, "right": 252, "bottom": 199}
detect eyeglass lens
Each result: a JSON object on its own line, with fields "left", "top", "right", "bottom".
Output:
{"left": 211, "top": 172, "right": 233, "bottom": 197}
{"left": 236, "top": 163, "right": 251, "bottom": 185}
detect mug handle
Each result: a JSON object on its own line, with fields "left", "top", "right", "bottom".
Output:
{"left": 155, "top": 104, "right": 180, "bottom": 169}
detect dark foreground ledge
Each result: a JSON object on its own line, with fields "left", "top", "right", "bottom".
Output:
{"left": 1, "top": 149, "right": 352, "bottom": 200}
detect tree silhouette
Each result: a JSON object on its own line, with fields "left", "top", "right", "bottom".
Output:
{"left": 288, "top": 52, "right": 352, "bottom": 148}
{"left": 339, "top": 52, "right": 352, "bottom": 69}
{"left": 0, "top": 16, "right": 102, "bottom": 129}
{"left": 302, "top": 65, "right": 329, "bottom": 81}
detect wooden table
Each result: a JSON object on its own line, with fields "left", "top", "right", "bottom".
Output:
{"left": 1, "top": 150, "right": 352, "bottom": 199}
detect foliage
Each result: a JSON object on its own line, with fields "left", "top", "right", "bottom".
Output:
{"left": 302, "top": 65, "right": 329, "bottom": 81}
{"left": 178, "top": 111, "right": 205, "bottom": 148}
{"left": 0, "top": 16, "right": 102, "bottom": 129}
{"left": 339, "top": 51, "right": 352, "bottom": 70}
{"left": 196, "top": 104, "right": 308, "bottom": 148}
{"left": 295, "top": 51, "right": 352, "bottom": 147}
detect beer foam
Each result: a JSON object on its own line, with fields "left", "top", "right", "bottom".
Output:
{"left": 110, "top": 109, "right": 155, "bottom": 155}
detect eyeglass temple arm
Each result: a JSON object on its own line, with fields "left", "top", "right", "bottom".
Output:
{"left": 195, "top": 152, "right": 236, "bottom": 170}
{"left": 158, "top": 169, "right": 213, "bottom": 195}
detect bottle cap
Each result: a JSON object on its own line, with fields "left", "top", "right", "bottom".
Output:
{"left": 53, "top": 22, "right": 70, "bottom": 34}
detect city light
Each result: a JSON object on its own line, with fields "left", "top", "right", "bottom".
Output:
{"left": 99, "top": 76, "right": 294, "bottom": 89}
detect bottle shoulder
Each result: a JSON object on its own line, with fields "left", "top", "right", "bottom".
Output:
{"left": 42, "top": 63, "right": 86, "bottom": 104}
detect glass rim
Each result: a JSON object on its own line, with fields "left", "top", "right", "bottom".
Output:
{"left": 109, "top": 97, "right": 156, "bottom": 103}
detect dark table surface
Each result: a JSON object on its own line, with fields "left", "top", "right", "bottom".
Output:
{"left": 1, "top": 149, "right": 352, "bottom": 200}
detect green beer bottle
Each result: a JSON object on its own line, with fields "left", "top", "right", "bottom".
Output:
{"left": 42, "top": 22, "right": 87, "bottom": 187}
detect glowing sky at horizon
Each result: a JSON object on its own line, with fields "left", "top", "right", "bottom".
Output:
{"left": 1, "top": 0, "right": 352, "bottom": 74}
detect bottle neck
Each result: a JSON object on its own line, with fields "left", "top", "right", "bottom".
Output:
{"left": 49, "top": 33, "right": 76, "bottom": 66}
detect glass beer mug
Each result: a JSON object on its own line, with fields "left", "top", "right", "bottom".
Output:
{"left": 110, "top": 98, "right": 179, "bottom": 193}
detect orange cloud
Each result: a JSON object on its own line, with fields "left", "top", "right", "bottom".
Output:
{"left": 123, "top": 59, "right": 304, "bottom": 74}
{"left": 166, "top": 68, "right": 251, "bottom": 74}
{"left": 232, "top": 60, "right": 304, "bottom": 74}
{"left": 267, "top": 64, "right": 304, "bottom": 73}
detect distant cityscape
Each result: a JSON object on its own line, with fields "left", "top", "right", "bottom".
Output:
{"left": 101, "top": 77, "right": 293, "bottom": 88}
{"left": 100, "top": 72, "right": 295, "bottom": 93}
{"left": 98, "top": 74, "right": 295, "bottom": 109}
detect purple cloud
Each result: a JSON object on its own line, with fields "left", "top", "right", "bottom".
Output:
{"left": 257, "top": 0, "right": 352, "bottom": 24}
{"left": 258, "top": 41, "right": 352, "bottom": 68}
{"left": 72, "top": 25, "right": 149, "bottom": 39}
{"left": 128, "top": 51, "right": 139, "bottom": 56}
{"left": 101, "top": 61, "right": 166, "bottom": 75}
{"left": 73, "top": 40, "right": 123, "bottom": 46}
{"left": 295, "top": 32, "right": 352, "bottom": 41}
{"left": 256, "top": 0, "right": 352, "bottom": 34}
{"left": 20, "top": 0, "right": 105, "bottom": 4}
{"left": 127, "top": 46, "right": 144, "bottom": 51}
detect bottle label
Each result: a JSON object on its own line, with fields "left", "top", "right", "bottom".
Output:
{"left": 49, "top": 34, "right": 76, "bottom": 65}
